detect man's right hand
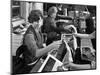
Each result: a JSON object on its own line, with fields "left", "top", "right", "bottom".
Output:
{"left": 50, "top": 40, "right": 62, "bottom": 50}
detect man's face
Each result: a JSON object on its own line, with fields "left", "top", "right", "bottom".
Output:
{"left": 82, "top": 47, "right": 95, "bottom": 61}
{"left": 32, "top": 17, "right": 43, "bottom": 29}
{"left": 52, "top": 12, "right": 57, "bottom": 18}
{"left": 38, "top": 17, "right": 43, "bottom": 28}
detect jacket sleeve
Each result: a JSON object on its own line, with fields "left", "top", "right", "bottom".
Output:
{"left": 50, "top": 19, "right": 68, "bottom": 33}
{"left": 24, "top": 34, "right": 38, "bottom": 56}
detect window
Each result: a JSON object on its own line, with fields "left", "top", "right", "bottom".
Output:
{"left": 12, "top": 1, "right": 21, "bottom": 20}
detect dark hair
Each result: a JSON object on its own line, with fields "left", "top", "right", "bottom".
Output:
{"left": 57, "top": 4, "right": 62, "bottom": 7}
{"left": 28, "top": 10, "right": 43, "bottom": 23}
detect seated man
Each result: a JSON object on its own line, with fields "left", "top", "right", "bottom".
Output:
{"left": 14, "top": 10, "right": 62, "bottom": 74}
{"left": 44, "top": 6, "right": 71, "bottom": 45}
